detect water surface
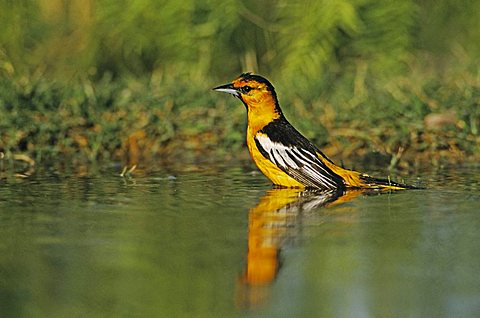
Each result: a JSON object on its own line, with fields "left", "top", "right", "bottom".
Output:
{"left": 0, "top": 162, "right": 479, "bottom": 317}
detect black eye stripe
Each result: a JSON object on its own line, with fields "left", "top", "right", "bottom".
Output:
{"left": 240, "top": 86, "right": 253, "bottom": 93}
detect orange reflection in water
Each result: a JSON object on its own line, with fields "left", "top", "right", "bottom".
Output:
{"left": 236, "top": 187, "right": 366, "bottom": 308}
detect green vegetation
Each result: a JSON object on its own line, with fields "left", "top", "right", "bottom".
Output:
{"left": 0, "top": 0, "right": 479, "bottom": 168}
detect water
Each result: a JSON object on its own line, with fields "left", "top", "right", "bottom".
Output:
{"left": 0, "top": 162, "right": 479, "bottom": 317}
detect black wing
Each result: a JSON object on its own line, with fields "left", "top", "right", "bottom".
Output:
{"left": 255, "top": 133, "right": 344, "bottom": 190}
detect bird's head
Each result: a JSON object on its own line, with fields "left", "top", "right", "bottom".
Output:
{"left": 213, "top": 73, "right": 282, "bottom": 115}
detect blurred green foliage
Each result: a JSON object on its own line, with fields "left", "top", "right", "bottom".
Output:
{"left": 0, "top": 0, "right": 479, "bottom": 166}
{"left": 0, "top": 0, "right": 421, "bottom": 81}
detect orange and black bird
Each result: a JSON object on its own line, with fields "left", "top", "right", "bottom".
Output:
{"left": 213, "top": 72, "right": 413, "bottom": 191}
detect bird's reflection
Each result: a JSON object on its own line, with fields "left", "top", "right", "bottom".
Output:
{"left": 236, "top": 187, "right": 367, "bottom": 308}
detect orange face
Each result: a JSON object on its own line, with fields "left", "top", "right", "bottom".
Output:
{"left": 230, "top": 76, "right": 272, "bottom": 108}
{"left": 213, "top": 73, "right": 279, "bottom": 113}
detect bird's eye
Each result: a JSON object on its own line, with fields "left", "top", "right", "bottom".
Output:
{"left": 241, "top": 86, "right": 253, "bottom": 93}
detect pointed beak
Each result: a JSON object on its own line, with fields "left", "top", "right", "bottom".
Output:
{"left": 212, "top": 83, "right": 239, "bottom": 97}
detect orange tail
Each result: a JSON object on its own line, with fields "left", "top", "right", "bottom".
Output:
{"left": 323, "top": 160, "right": 415, "bottom": 190}
{"left": 355, "top": 174, "right": 417, "bottom": 190}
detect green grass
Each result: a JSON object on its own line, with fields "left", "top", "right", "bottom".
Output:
{"left": 0, "top": 65, "right": 478, "bottom": 168}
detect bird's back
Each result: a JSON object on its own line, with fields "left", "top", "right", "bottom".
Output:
{"left": 251, "top": 116, "right": 411, "bottom": 190}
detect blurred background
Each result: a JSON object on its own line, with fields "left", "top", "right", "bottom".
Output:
{"left": 0, "top": 0, "right": 479, "bottom": 167}
{"left": 1, "top": 3, "right": 479, "bottom": 316}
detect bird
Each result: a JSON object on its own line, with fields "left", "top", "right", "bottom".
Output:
{"left": 213, "top": 72, "right": 413, "bottom": 191}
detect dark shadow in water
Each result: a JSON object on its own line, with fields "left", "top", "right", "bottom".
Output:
{"left": 235, "top": 187, "right": 373, "bottom": 309}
